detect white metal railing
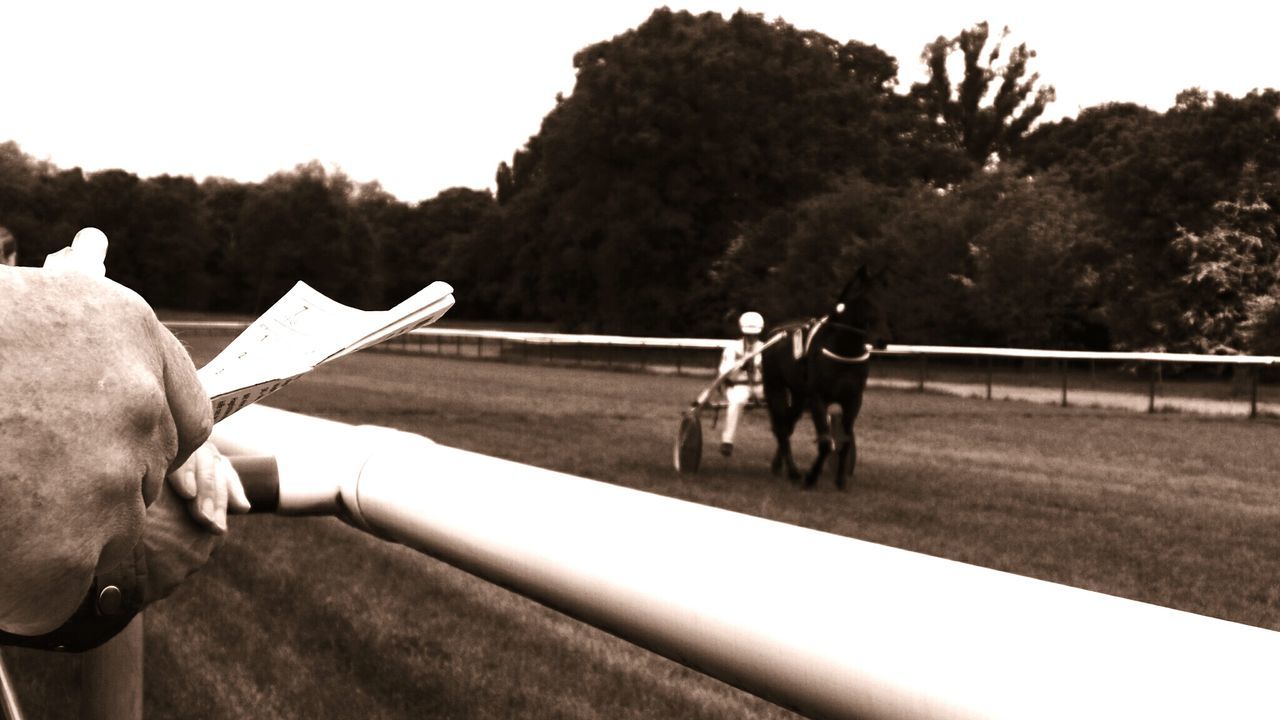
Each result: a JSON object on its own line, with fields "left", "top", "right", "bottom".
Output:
{"left": 207, "top": 404, "right": 1280, "bottom": 720}
{"left": 166, "top": 321, "right": 1279, "bottom": 417}
{"left": 165, "top": 320, "right": 1280, "bottom": 365}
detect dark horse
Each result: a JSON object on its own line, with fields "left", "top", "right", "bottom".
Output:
{"left": 762, "top": 270, "right": 888, "bottom": 489}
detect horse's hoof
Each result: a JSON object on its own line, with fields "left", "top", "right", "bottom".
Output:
{"left": 771, "top": 457, "right": 783, "bottom": 476}
{"left": 802, "top": 474, "right": 818, "bottom": 489}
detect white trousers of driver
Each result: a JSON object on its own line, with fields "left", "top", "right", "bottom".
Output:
{"left": 721, "top": 383, "right": 753, "bottom": 446}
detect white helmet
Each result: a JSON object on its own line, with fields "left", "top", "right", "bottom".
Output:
{"left": 738, "top": 311, "right": 764, "bottom": 335}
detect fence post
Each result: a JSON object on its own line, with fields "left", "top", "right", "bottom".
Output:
{"left": 985, "top": 358, "right": 993, "bottom": 401}
{"left": 1148, "top": 365, "right": 1159, "bottom": 414}
{"left": 917, "top": 356, "right": 927, "bottom": 392}
{"left": 1250, "top": 366, "right": 1259, "bottom": 420}
{"left": 1060, "top": 360, "right": 1069, "bottom": 408}
{"left": 81, "top": 615, "right": 143, "bottom": 720}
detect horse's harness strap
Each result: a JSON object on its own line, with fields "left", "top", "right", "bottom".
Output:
{"left": 812, "top": 315, "right": 871, "bottom": 364}
{"left": 801, "top": 316, "right": 827, "bottom": 357}
{"left": 821, "top": 346, "right": 871, "bottom": 363}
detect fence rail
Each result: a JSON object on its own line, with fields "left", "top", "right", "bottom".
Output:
{"left": 164, "top": 322, "right": 1280, "bottom": 418}
{"left": 206, "top": 404, "right": 1280, "bottom": 720}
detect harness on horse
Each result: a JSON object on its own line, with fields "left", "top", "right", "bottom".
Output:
{"left": 791, "top": 316, "right": 871, "bottom": 364}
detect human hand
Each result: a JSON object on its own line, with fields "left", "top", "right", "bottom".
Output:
{"left": 167, "top": 442, "right": 252, "bottom": 533}
{"left": 140, "top": 447, "right": 244, "bottom": 605}
{"left": 0, "top": 266, "right": 212, "bottom": 635}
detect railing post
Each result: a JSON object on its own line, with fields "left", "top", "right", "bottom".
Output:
{"left": 917, "top": 356, "right": 927, "bottom": 392}
{"left": 1250, "top": 366, "right": 1259, "bottom": 419}
{"left": 1061, "top": 360, "right": 1069, "bottom": 408}
{"left": 81, "top": 615, "right": 143, "bottom": 720}
{"left": 985, "top": 357, "right": 993, "bottom": 400}
{"left": 1148, "top": 364, "right": 1159, "bottom": 414}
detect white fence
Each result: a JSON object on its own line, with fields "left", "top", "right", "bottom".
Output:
{"left": 167, "top": 322, "right": 1280, "bottom": 418}
{"left": 205, "top": 404, "right": 1280, "bottom": 719}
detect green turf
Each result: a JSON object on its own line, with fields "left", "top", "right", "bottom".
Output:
{"left": 8, "top": 336, "right": 1280, "bottom": 718}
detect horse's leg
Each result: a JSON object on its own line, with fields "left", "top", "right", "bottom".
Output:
{"left": 804, "top": 398, "right": 833, "bottom": 488}
{"left": 835, "top": 388, "right": 866, "bottom": 490}
{"left": 780, "top": 398, "right": 804, "bottom": 481}
{"left": 834, "top": 407, "right": 856, "bottom": 490}
{"left": 766, "top": 386, "right": 790, "bottom": 476}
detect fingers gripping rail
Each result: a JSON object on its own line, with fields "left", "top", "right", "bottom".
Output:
{"left": 212, "top": 404, "right": 431, "bottom": 533}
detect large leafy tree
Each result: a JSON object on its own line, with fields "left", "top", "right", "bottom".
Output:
{"left": 218, "top": 163, "right": 379, "bottom": 312}
{"left": 489, "top": 9, "right": 921, "bottom": 333}
{"left": 1169, "top": 175, "right": 1280, "bottom": 354}
{"left": 1014, "top": 89, "right": 1280, "bottom": 349}
{"left": 710, "top": 173, "right": 899, "bottom": 329}
{"left": 956, "top": 169, "right": 1107, "bottom": 348}
{"left": 381, "top": 186, "right": 495, "bottom": 308}
{"left": 869, "top": 169, "right": 1106, "bottom": 347}
{"left": 912, "top": 22, "right": 1055, "bottom": 167}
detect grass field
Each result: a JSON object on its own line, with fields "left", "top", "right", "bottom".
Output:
{"left": 8, "top": 334, "right": 1280, "bottom": 718}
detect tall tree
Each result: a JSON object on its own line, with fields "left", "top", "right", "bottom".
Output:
{"left": 1169, "top": 174, "right": 1280, "bottom": 353}
{"left": 711, "top": 173, "right": 899, "bottom": 328}
{"left": 1014, "top": 89, "right": 1280, "bottom": 349}
{"left": 912, "top": 22, "right": 1055, "bottom": 167}
{"left": 488, "top": 9, "right": 918, "bottom": 333}
{"left": 957, "top": 169, "right": 1107, "bottom": 348}
{"left": 380, "top": 186, "right": 495, "bottom": 307}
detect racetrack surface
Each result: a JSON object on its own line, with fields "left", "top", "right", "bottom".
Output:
{"left": 9, "top": 339, "right": 1280, "bottom": 718}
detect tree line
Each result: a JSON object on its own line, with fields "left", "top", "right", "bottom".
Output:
{"left": 2, "top": 9, "right": 1278, "bottom": 354}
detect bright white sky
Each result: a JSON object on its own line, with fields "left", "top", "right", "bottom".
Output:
{"left": 1, "top": 1, "right": 1275, "bottom": 203}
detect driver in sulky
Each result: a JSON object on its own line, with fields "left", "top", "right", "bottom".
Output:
{"left": 718, "top": 311, "right": 765, "bottom": 457}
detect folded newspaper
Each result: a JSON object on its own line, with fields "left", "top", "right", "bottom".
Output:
{"left": 198, "top": 280, "right": 455, "bottom": 422}
{"left": 42, "top": 228, "right": 454, "bottom": 424}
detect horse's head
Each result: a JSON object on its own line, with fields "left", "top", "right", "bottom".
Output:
{"left": 830, "top": 266, "right": 890, "bottom": 350}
